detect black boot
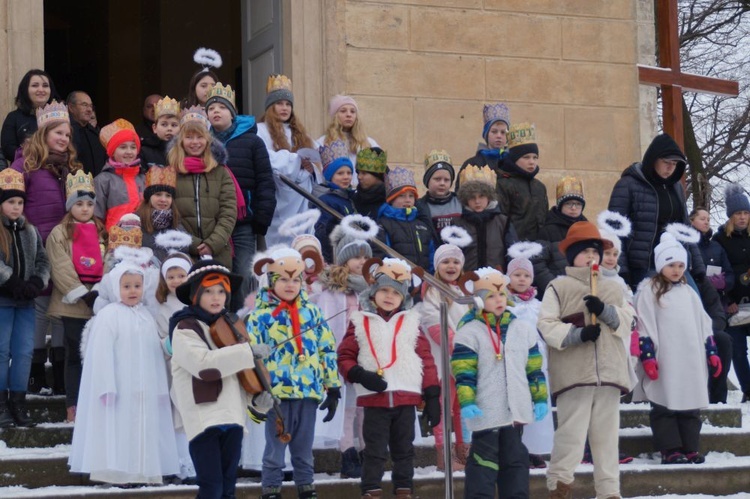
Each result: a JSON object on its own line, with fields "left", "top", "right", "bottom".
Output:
{"left": 0, "top": 391, "right": 13, "bottom": 428}
{"left": 27, "top": 357, "right": 49, "bottom": 395}
{"left": 261, "top": 487, "right": 282, "bottom": 499}
{"left": 8, "top": 391, "right": 36, "bottom": 427}
{"left": 297, "top": 484, "right": 317, "bottom": 498}
{"left": 51, "top": 347, "right": 66, "bottom": 395}
{"left": 341, "top": 446, "right": 362, "bottom": 478}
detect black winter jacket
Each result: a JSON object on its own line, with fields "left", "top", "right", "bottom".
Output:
{"left": 216, "top": 116, "right": 276, "bottom": 234}
{"left": 537, "top": 208, "right": 587, "bottom": 244}
{"left": 1, "top": 109, "right": 36, "bottom": 161}
{"left": 353, "top": 183, "right": 386, "bottom": 220}
{"left": 456, "top": 147, "right": 507, "bottom": 191}
{"left": 71, "top": 121, "right": 107, "bottom": 177}
{"left": 531, "top": 240, "right": 567, "bottom": 299}
{"left": 140, "top": 136, "right": 168, "bottom": 169}
{"left": 453, "top": 204, "right": 517, "bottom": 272}
{"left": 714, "top": 227, "right": 750, "bottom": 306}
{"left": 496, "top": 157, "right": 548, "bottom": 241}
{"left": 375, "top": 204, "right": 437, "bottom": 273}
{"left": 697, "top": 229, "right": 735, "bottom": 298}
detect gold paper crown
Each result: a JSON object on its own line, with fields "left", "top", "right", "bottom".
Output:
{"left": 65, "top": 170, "right": 95, "bottom": 199}
{"left": 180, "top": 106, "right": 210, "bottom": 128}
{"left": 424, "top": 149, "right": 452, "bottom": 170}
{"left": 556, "top": 176, "right": 584, "bottom": 205}
{"left": 507, "top": 122, "right": 537, "bottom": 149}
{"left": 146, "top": 165, "right": 177, "bottom": 188}
{"left": 0, "top": 169, "right": 25, "bottom": 194}
{"left": 99, "top": 119, "right": 136, "bottom": 149}
{"left": 155, "top": 96, "right": 181, "bottom": 119}
{"left": 108, "top": 225, "right": 143, "bottom": 251}
{"left": 206, "top": 83, "right": 235, "bottom": 108}
{"left": 458, "top": 164, "right": 497, "bottom": 188}
{"left": 36, "top": 100, "right": 69, "bottom": 129}
{"left": 356, "top": 148, "right": 388, "bottom": 175}
{"left": 266, "top": 74, "right": 292, "bottom": 94}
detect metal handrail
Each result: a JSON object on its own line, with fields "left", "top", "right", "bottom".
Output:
{"left": 278, "top": 174, "right": 473, "bottom": 498}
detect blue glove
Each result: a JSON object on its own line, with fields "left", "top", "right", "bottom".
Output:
{"left": 461, "top": 404, "right": 483, "bottom": 420}
{"left": 533, "top": 402, "right": 548, "bottom": 422}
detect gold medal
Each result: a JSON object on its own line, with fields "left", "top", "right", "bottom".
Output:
{"left": 298, "top": 354, "right": 306, "bottom": 362}
{"left": 376, "top": 369, "right": 384, "bottom": 376}
{"left": 496, "top": 354, "right": 503, "bottom": 361}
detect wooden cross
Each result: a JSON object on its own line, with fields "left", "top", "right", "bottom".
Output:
{"left": 638, "top": 0, "right": 740, "bottom": 149}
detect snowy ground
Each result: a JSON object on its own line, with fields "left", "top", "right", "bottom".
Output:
{"left": 1, "top": 390, "right": 748, "bottom": 497}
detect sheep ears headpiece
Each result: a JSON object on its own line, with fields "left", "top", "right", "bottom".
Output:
{"left": 363, "top": 257, "right": 424, "bottom": 295}
{"left": 253, "top": 247, "right": 324, "bottom": 280}
{"left": 458, "top": 266, "right": 508, "bottom": 296}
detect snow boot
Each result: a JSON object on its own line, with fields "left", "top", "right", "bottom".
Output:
{"left": 8, "top": 391, "right": 35, "bottom": 427}
{"left": 51, "top": 347, "right": 66, "bottom": 395}
{"left": 549, "top": 481, "right": 573, "bottom": 499}
{"left": 0, "top": 391, "right": 14, "bottom": 428}
{"left": 341, "top": 446, "right": 362, "bottom": 478}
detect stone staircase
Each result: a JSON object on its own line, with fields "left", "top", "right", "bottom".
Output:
{"left": 1, "top": 395, "right": 749, "bottom": 497}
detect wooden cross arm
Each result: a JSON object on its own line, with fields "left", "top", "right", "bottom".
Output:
{"left": 638, "top": 65, "right": 740, "bottom": 97}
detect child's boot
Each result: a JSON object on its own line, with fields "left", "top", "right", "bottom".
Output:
{"left": 8, "top": 391, "right": 35, "bottom": 427}
{"left": 50, "top": 347, "right": 66, "bottom": 395}
{"left": 395, "top": 488, "right": 416, "bottom": 498}
{"left": 684, "top": 451, "right": 705, "bottom": 464}
{"left": 549, "top": 481, "right": 573, "bottom": 499}
{"left": 661, "top": 450, "right": 689, "bottom": 464}
{"left": 0, "top": 391, "right": 14, "bottom": 428}
{"left": 362, "top": 490, "right": 382, "bottom": 499}
{"left": 261, "top": 487, "right": 282, "bottom": 499}
{"left": 340, "top": 446, "right": 362, "bottom": 478}
{"left": 297, "top": 484, "right": 317, "bottom": 498}
{"left": 27, "top": 350, "right": 49, "bottom": 395}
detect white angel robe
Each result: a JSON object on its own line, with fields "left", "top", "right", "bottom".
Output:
{"left": 257, "top": 122, "right": 319, "bottom": 247}
{"left": 69, "top": 263, "right": 179, "bottom": 484}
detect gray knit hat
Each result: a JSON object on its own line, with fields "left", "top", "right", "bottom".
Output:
{"left": 330, "top": 224, "right": 372, "bottom": 266}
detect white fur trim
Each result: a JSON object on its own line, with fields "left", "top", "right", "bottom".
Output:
{"left": 278, "top": 209, "right": 321, "bottom": 237}
{"left": 340, "top": 214, "right": 379, "bottom": 240}
{"left": 440, "top": 225, "right": 473, "bottom": 248}
{"left": 193, "top": 47, "right": 223, "bottom": 68}
{"left": 113, "top": 246, "right": 153, "bottom": 267}
{"left": 154, "top": 231, "right": 193, "bottom": 254}
{"left": 665, "top": 223, "right": 700, "bottom": 244}
{"left": 597, "top": 210, "right": 632, "bottom": 238}
{"left": 507, "top": 241, "right": 543, "bottom": 260}
{"left": 63, "top": 285, "right": 89, "bottom": 305}
{"left": 475, "top": 267, "right": 504, "bottom": 278}
{"left": 383, "top": 257, "right": 410, "bottom": 268}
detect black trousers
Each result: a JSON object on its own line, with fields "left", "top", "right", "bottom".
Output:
{"left": 61, "top": 317, "right": 87, "bottom": 408}
{"left": 361, "top": 405, "right": 415, "bottom": 494}
{"left": 189, "top": 424, "right": 243, "bottom": 499}
{"left": 464, "top": 426, "right": 529, "bottom": 499}
{"left": 708, "top": 330, "right": 732, "bottom": 404}
{"left": 649, "top": 402, "right": 702, "bottom": 453}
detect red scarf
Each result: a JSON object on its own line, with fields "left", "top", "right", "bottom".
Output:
{"left": 272, "top": 300, "right": 304, "bottom": 360}
{"left": 183, "top": 157, "right": 207, "bottom": 173}
{"left": 105, "top": 164, "right": 142, "bottom": 231}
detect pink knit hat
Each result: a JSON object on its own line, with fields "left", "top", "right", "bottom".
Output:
{"left": 434, "top": 244, "right": 465, "bottom": 270}
{"left": 507, "top": 258, "right": 534, "bottom": 280}
{"left": 328, "top": 95, "right": 358, "bottom": 118}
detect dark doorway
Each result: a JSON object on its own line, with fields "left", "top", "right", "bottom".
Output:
{"left": 44, "top": 0, "right": 242, "bottom": 127}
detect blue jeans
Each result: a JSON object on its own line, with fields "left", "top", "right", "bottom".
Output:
{"left": 189, "top": 424, "right": 243, "bottom": 499}
{"left": 727, "top": 324, "right": 750, "bottom": 394}
{"left": 0, "top": 305, "right": 35, "bottom": 392}
{"left": 262, "top": 399, "right": 317, "bottom": 488}
{"left": 231, "top": 224, "right": 257, "bottom": 302}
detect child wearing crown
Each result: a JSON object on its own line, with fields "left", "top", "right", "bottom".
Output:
{"left": 314, "top": 140, "right": 356, "bottom": 262}
{"left": 338, "top": 258, "right": 441, "bottom": 499}
{"left": 137, "top": 164, "right": 188, "bottom": 262}
{"left": 206, "top": 81, "right": 276, "bottom": 299}
{"left": 0, "top": 169, "right": 50, "bottom": 428}
{"left": 451, "top": 267, "right": 547, "bottom": 498}
{"left": 45, "top": 170, "right": 106, "bottom": 423}
{"left": 537, "top": 222, "right": 633, "bottom": 499}
{"left": 352, "top": 147, "right": 388, "bottom": 220}
{"left": 454, "top": 165, "right": 518, "bottom": 272}
{"left": 246, "top": 247, "right": 341, "bottom": 499}
{"left": 257, "top": 74, "right": 320, "bottom": 247}
{"left": 457, "top": 103, "right": 511, "bottom": 190}
{"left": 94, "top": 118, "right": 146, "bottom": 231}
{"left": 140, "top": 96, "right": 181, "bottom": 168}
{"left": 416, "top": 150, "right": 462, "bottom": 234}
{"left": 11, "top": 101, "right": 83, "bottom": 397}
{"left": 69, "top": 259, "right": 179, "bottom": 485}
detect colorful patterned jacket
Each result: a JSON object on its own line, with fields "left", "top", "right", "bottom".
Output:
{"left": 246, "top": 287, "right": 341, "bottom": 401}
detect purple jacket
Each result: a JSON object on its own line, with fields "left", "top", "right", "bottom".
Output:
{"left": 11, "top": 154, "right": 67, "bottom": 243}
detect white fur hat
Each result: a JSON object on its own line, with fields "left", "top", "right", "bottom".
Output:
{"left": 654, "top": 232, "right": 687, "bottom": 273}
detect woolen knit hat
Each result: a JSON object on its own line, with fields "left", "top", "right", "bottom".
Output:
{"left": 654, "top": 232, "right": 687, "bottom": 273}
{"left": 99, "top": 119, "right": 141, "bottom": 158}
{"left": 385, "top": 167, "right": 418, "bottom": 203}
{"left": 433, "top": 243, "right": 465, "bottom": 271}
{"left": 507, "top": 258, "right": 534, "bottom": 280}
{"left": 330, "top": 224, "right": 372, "bottom": 266}
{"left": 320, "top": 140, "right": 353, "bottom": 184}
{"left": 265, "top": 74, "right": 294, "bottom": 110}
{"left": 328, "top": 95, "right": 358, "bottom": 119}
{"left": 725, "top": 184, "right": 750, "bottom": 218}
{"left": 423, "top": 150, "right": 455, "bottom": 187}
{"left": 507, "top": 123, "right": 539, "bottom": 164}
{"left": 482, "top": 103, "right": 511, "bottom": 144}
{"left": 144, "top": 165, "right": 177, "bottom": 201}
{"left": 204, "top": 82, "right": 237, "bottom": 118}
{"left": 65, "top": 170, "right": 95, "bottom": 211}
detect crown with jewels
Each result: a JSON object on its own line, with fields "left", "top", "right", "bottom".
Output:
{"left": 180, "top": 106, "right": 210, "bottom": 128}
{"left": 319, "top": 140, "right": 350, "bottom": 168}
{"left": 507, "top": 122, "right": 537, "bottom": 149}
{"left": 99, "top": 119, "right": 136, "bottom": 149}
{"left": 483, "top": 103, "right": 511, "bottom": 127}
{"left": 206, "top": 83, "right": 235, "bottom": 108}
{"left": 36, "top": 101, "right": 69, "bottom": 128}
{"left": 356, "top": 148, "right": 388, "bottom": 175}
{"left": 0, "top": 168, "right": 25, "bottom": 194}
{"left": 266, "top": 74, "right": 292, "bottom": 94}
{"left": 424, "top": 149, "right": 452, "bottom": 170}
{"left": 155, "top": 96, "right": 181, "bottom": 119}
{"left": 146, "top": 164, "right": 177, "bottom": 189}
{"left": 458, "top": 164, "right": 497, "bottom": 188}
{"left": 65, "top": 170, "right": 95, "bottom": 199}
{"left": 108, "top": 222, "right": 143, "bottom": 251}
{"left": 556, "top": 175, "right": 584, "bottom": 206}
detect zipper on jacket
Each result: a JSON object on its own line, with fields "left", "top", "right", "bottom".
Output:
{"left": 193, "top": 176, "right": 203, "bottom": 239}
{"left": 11, "top": 221, "right": 21, "bottom": 279}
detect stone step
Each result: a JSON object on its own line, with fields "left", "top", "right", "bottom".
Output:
{"left": 25, "top": 394, "right": 67, "bottom": 423}
{"left": 2, "top": 456, "right": 750, "bottom": 497}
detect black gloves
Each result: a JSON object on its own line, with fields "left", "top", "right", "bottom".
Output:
{"left": 319, "top": 387, "right": 341, "bottom": 423}
{"left": 81, "top": 290, "right": 99, "bottom": 309}
{"left": 583, "top": 295, "right": 605, "bottom": 316}
{"left": 580, "top": 324, "right": 601, "bottom": 343}
{"left": 348, "top": 365, "right": 388, "bottom": 393}
{"left": 422, "top": 385, "right": 441, "bottom": 428}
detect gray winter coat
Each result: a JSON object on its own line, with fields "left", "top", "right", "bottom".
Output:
{"left": 0, "top": 215, "right": 50, "bottom": 307}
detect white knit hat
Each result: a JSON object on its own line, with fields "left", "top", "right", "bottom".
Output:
{"left": 654, "top": 232, "right": 687, "bottom": 273}
{"left": 599, "top": 229, "right": 622, "bottom": 254}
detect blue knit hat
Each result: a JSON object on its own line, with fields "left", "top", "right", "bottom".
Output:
{"left": 725, "top": 184, "right": 750, "bottom": 218}
{"left": 320, "top": 140, "right": 353, "bottom": 185}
